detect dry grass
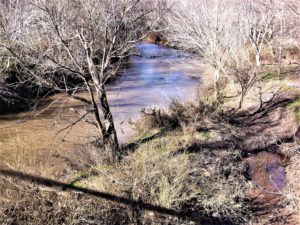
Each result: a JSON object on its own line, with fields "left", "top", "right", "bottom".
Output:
{"left": 0, "top": 178, "right": 131, "bottom": 225}
{"left": 0, "top": 127, "right": 251, "bottom": 224}
{"left": 80, "top": 132, "right": 190, "bottom": 206}
{"left": 0, "top": 133, "right": 52, "bottom": 176}
{"left": 76, "top": 131, "right": 250, "bottom": 224}
{"left": 216, "top": 65, "right": 290, "bottom": 112}
{"left": 282, "top": 43, "right": 300, "bottom": 63}
{"left": 133, "top": 98, "right": 220, "bottom": 136}
{"left": 284, "top": 152, "right": 300, "bottom": 224}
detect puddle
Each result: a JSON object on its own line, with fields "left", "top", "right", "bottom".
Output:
{"left": 248, "top": 152, "right": 286, "bottom": 193}
{"left": 246, "top": 152, "right": 288, "bottom": 211}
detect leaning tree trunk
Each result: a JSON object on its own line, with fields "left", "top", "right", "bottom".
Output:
{"left": 84, "top": 43, "right": 120, "bottom": 162}
{"left": 98, "top": 86, "right": 120, "bottom": 162}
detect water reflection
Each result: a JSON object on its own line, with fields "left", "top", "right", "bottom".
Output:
{"left": 107, "top": 42, "right": 201, "bottom": 142}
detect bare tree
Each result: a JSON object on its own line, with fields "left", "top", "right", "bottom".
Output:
{"left": 239, "top": 0, "right": 276, "bottom": 67}
{"left": 0, "top": 0, "right": 162, "bottom": 162}
{"left": 166, "top": 0, "right": 293, "bottom": 109}
{"left": 167, "top": 0, "right": 242, "bottom": 100}
{"left": 0, "top": 0, "right": 33, "bottom": 109}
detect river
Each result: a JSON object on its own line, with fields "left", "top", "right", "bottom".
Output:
{"left": 0, "top": 43, "right": 202, "bottom": 171}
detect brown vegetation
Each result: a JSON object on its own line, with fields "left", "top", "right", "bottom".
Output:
{"left": 1, "top": 0, "right": 300, "bottom": 224}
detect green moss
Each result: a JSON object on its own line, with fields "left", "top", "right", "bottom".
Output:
{"left": 260, "top": 70, "right": 282, "bottom": 81}
{"left": 129, "top": 129, "right": 160, "bottom": 143}
{"left": 286, "top": 98, "right": 300, "bottom": 123}
{"left": 294, "top": 111, "right": 300, "bottom": 124}
{"left": 287, "top": 98, "right": 300, "bottom": 108}
{"left": 69, "top": 169, "right": 95, "bottom": 187}
{"left": 70, "top": 180, "right": 82, "bottom": 187}
{"left": 259, "top": 64, "right": 299, "bottom": 81}
{"left": 197, "top": 131, "right": 211, "bottom": 141}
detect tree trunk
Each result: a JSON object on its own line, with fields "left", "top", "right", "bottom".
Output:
{"left": 98, "top": 86, "right": 120, "bottom": 162}
{"left": 237, "top": 90, "right": 245, "bottom": 110}
{"left": 84, "top": 44, "right": 120, "bottom": 162}
{"left": 255, "top": 52, "right": 261, "bottom": 67}
{"left": 213, "top": 69, "right": 221, "bottom": 100}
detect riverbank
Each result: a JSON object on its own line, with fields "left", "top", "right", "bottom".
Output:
{"left": 1, "top": 88, "right": 299, "bottom": 224}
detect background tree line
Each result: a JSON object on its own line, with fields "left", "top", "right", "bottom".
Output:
{"left": 166, "top": 0, "right": 300, "bottom": 107}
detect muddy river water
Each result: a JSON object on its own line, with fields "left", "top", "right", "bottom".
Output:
{"left": 106, "top": 42, "right": 201, "bottom": 142}
{"left": 0, "top": 43, "right": 201, "bottom": 170}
